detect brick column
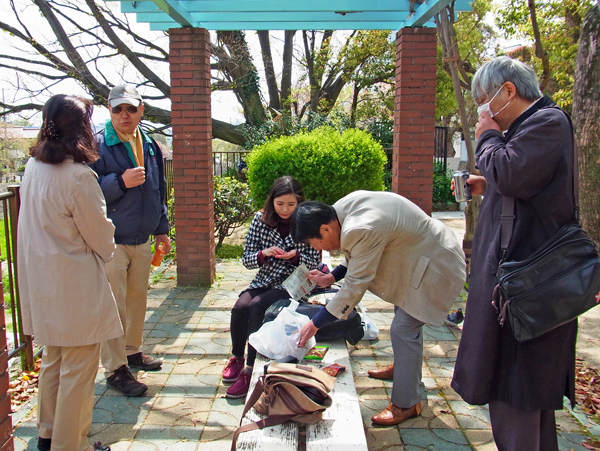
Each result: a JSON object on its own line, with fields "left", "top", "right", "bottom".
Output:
{"left": 0, "top": 262, "right": 13, "bottom": 451}
{"left": 169, "top": 27, "right": 215, "bottom": 286}
{"left": 393, "top": 27, "right": 438, "bottom": 215}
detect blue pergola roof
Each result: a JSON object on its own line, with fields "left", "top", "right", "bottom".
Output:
{"left": 106, "top": 0, "right": 473, "bottom": 31}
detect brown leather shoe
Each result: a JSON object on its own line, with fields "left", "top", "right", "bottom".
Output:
{"left": 371, "top": 402, "right": 422, "bottom": 426}
{"left": 368, "top": 364, "right": 394, "bottom": 379}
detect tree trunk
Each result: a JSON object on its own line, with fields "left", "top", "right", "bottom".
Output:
{"left": 217, "top": 31, "right": 267, "bottom": 126}
{"left": 257, "top": 30, "right": 281, "bottom": 111}
{"left": 437, "top": 10, "right": 476, "bottom": 173}
{"left": 280, "top": 30, "right": 296, "bottom": 115}
{"left": 572, "top": 4, "right": 600, "bottom": 244}
{"left": 437, "top": 7, "right": 480, "bottom": 275}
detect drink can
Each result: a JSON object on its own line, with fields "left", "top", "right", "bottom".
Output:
{"left": 452, "top": 170, "right": 472, "bottom": 202}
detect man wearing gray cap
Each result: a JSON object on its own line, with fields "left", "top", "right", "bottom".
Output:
{"left": 90, "top": 84, "right": 170, "bottom": 396}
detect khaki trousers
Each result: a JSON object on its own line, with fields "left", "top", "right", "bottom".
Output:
{"left": 101, "top": 242, "right": 152, "bottom": 376}
{"left": 38, "top": 343, "right": 100, "bottom": 451}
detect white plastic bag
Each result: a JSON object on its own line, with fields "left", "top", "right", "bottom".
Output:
{"left": 361, "top": 313, "right": 380, "bottom": 340}
{"left": 249, "top": 301, "right": 316, "bottom": 360}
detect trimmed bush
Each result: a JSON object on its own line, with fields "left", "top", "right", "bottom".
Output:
{"left": 246, "top": 126, "right": 386, "bottom": 206}
{"left": 214, "top": 176, "right": 254, "bottom": 250}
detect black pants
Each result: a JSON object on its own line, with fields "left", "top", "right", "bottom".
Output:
{"left": 230, "top": 287, "right": 288, "bottom": 367}
{"left": 489, "top": 400, "right": 558, "bottom": 451}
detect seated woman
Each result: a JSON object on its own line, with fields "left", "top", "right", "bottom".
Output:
{"left": 18, "top": 95, "right": 120, "bottom": 451}
{"left": 223, "top": 176, "right": 320, "bottom": 398}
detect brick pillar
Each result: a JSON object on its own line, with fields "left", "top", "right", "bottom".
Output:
{"left": 393, "top": 27, "right": 438, "bottom": 215}
{"left": 169, "top": 27, "right": 215, "bottom": 286}
{"left": 0, "top": 262, "right": 13, "bottom": 451}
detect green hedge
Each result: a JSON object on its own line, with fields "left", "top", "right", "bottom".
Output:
{"left": 246, "top": 126, "right": 386, "bottom": 206}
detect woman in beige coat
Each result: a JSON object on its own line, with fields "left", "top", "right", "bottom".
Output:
{"left": 17, "top": 95, "right": 122, "bottom": 451}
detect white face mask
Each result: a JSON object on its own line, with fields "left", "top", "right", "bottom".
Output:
{"left": 477, "top": 86, "right": 510, "bottom": 118}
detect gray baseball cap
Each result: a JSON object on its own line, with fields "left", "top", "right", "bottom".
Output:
{"left": 108, "top": 84, "right": 143, "bottom": 108}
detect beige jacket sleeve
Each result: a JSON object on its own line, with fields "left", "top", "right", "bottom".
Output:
{"left": 71, "top": 170, "right": 116, "bottom": 262}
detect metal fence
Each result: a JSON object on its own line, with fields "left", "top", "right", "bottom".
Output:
{"left": 434, "top": 126, "right": 449, "bottom": 171}
{"left": 212, "top": 150, "right": 249, "bottom": 177}
{"left": 0, "top": 186, "right": 34, "bottom": 370}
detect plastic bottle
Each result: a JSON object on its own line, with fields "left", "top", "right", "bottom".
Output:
{"left": 151, "top": 243, "right": 166, "bottom": 266}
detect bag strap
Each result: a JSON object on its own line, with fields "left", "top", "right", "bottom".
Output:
{"left": 238, "top": 377, "right": 265, "bottom": 426}
{"left": 499, "top": 107, "right": 578, "bottom": 263}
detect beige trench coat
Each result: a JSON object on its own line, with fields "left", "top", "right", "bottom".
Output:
{"left": 17, "top": 157, "right": 123, "bottom": 347}
{"left": 327, "top": 191, "right": 466, "bottom": 326}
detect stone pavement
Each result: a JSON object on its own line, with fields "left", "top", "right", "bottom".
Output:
{"left": 10, "top": 214, "right": 600, "bottom": 450}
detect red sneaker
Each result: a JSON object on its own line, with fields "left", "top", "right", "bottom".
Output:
{"left": 226, "top": 371, "right": 251, "bottom": 399}
{"left": 222, "top": 356, "right": 244, "bottom": 382}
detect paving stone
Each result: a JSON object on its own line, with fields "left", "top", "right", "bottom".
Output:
{"left": 94, "top": 395, "right": 152, "bottom": 424}
{"left": 11, "top": 259, "right": 600, "bottom": 451}
{"left": 400, "top": 428, "right": 470, "bottom": 450}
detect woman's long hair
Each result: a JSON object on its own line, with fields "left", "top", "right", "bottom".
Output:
{"left": 30, "top": 95, "right": 98, "bottom": 164}
{"left": 262, "top": 176, "right": 305, "bottom": 227}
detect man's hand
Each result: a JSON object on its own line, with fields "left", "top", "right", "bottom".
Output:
{"left": 306, "top": 269, "right": 336, "bottom": 287}
{"left": 475, "top": 111, "right": 501, "bottom": 139}
{"left": 466, "top": 175, "right": 487, "bottom": 196}
{"left": 122, "top": 167, "right": 145, "bottom": 188}
{"left": 298, "top": 320, "right": 319, "bottom": 348}
{"left": 451, "top": 175, "right": 487, "bottom": 197}
{"left": 155, "top": 234, "right": 171, "bottom": 254}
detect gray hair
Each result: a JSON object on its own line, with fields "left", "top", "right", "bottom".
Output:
{"left": 472, "top": 56, "right": 542, "bottom": 102}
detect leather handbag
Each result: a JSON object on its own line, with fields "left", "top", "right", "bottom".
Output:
{"left": 231, "top": 362, "right": 335, "bottom": 451}
{"left": 493, "top": 218, "right": 600, "bottom": 342}
{"left": 492, "top": 109, "right": 600, "bottom": 342}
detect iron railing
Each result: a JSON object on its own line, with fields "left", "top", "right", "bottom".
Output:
{"left": 0, "top": 186, "right": 34, "bottom": 370}
{"left": 212, "top": 150, "right": 249, "bottom": 177}
{"left": 434, "top": 126, "right": 449, "bottom": 171}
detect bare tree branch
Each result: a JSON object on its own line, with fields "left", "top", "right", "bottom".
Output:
{"left": 84, "top": 0, "right": 170, "bottom": 96}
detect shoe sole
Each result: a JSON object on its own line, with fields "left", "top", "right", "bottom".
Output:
{"left": 106, "top": 381, "right": 148, "bottom": 397}
{"left": 222, "top": 375, "right": 241, "bottom": 383}
{"left": 225, "top": 391, "right": 248, "bottom": 399}
{"left": 128, "top": 363, "right": 162, "bottom": 371}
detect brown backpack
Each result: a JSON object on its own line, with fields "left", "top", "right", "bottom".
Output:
{"left": 231, "top": 362, "right": 336, "bottom": 450}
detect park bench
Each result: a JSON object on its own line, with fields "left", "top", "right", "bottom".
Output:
{"left": 235, "top": 339, "right": 368, "bottom": 451}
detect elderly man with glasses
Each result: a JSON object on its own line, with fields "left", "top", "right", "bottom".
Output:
{"left": 90, "top": 84, "right": 171, "bottom": 396}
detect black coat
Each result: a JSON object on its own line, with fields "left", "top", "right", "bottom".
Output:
{"left": 451, "top": 96, "right": 578, "bottom": 411}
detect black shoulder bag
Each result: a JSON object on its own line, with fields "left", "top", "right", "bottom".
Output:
{"left": 492, "top": 112, "right": 600, "bottom": 343}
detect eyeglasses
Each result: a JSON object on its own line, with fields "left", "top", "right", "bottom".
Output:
{"left": 111, "top": 105, "right": 138, "bottom": 114}
{"left": 475, "top": 85, "right": 504, "bottom": 106}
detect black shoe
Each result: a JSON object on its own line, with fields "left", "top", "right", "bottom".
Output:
{"left": 447, "top": 308, "right": 464, "bottom": 325}
{"left": 94, "top": 442, "right": 111, "bottom": 451}
{"left": 106, "top": 365, "right": 148, "bottom": 396}
{"left": 127, "top": 352, "right": 162, "bottom": 371}
{"left": 37, "top": 438, "right": 51, "bottom": 451}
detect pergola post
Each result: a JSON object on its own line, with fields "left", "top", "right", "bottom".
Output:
{"left": 392, "top": 27, "right": 438, "bottom": 215}
{"left": 169, "top": 27, "right": 215, "bottom": 286}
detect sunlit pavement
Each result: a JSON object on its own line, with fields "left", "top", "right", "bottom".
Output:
{"left": 11, "top": 214, "right": 600, "bottom": 450}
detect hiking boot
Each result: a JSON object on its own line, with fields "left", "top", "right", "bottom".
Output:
{"left": 226, "top": 371, "right": 251, "bottom": 399}
{"left": 106, "top": 365, "right": 148, "bottom": 396}
{"left": 127, "top": 352, "right": 162, "bottom": 371}
{"left": 37, "top": 438, "right": 51, "bottom": 451}
{"left": 222, "top": 356, "right": 245, "bottom": 382}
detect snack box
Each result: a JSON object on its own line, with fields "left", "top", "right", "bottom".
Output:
{"left": 304, "top": 345, "right": 329, "bottom": 360}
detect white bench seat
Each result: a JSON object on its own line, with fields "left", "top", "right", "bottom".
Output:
{"left": 235, "top": 339, "right": 367, "bottom": 451}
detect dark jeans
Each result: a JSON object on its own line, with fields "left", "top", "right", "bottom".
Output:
{"left": 230, "top": 287, "right": 289, "bottom": 367}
